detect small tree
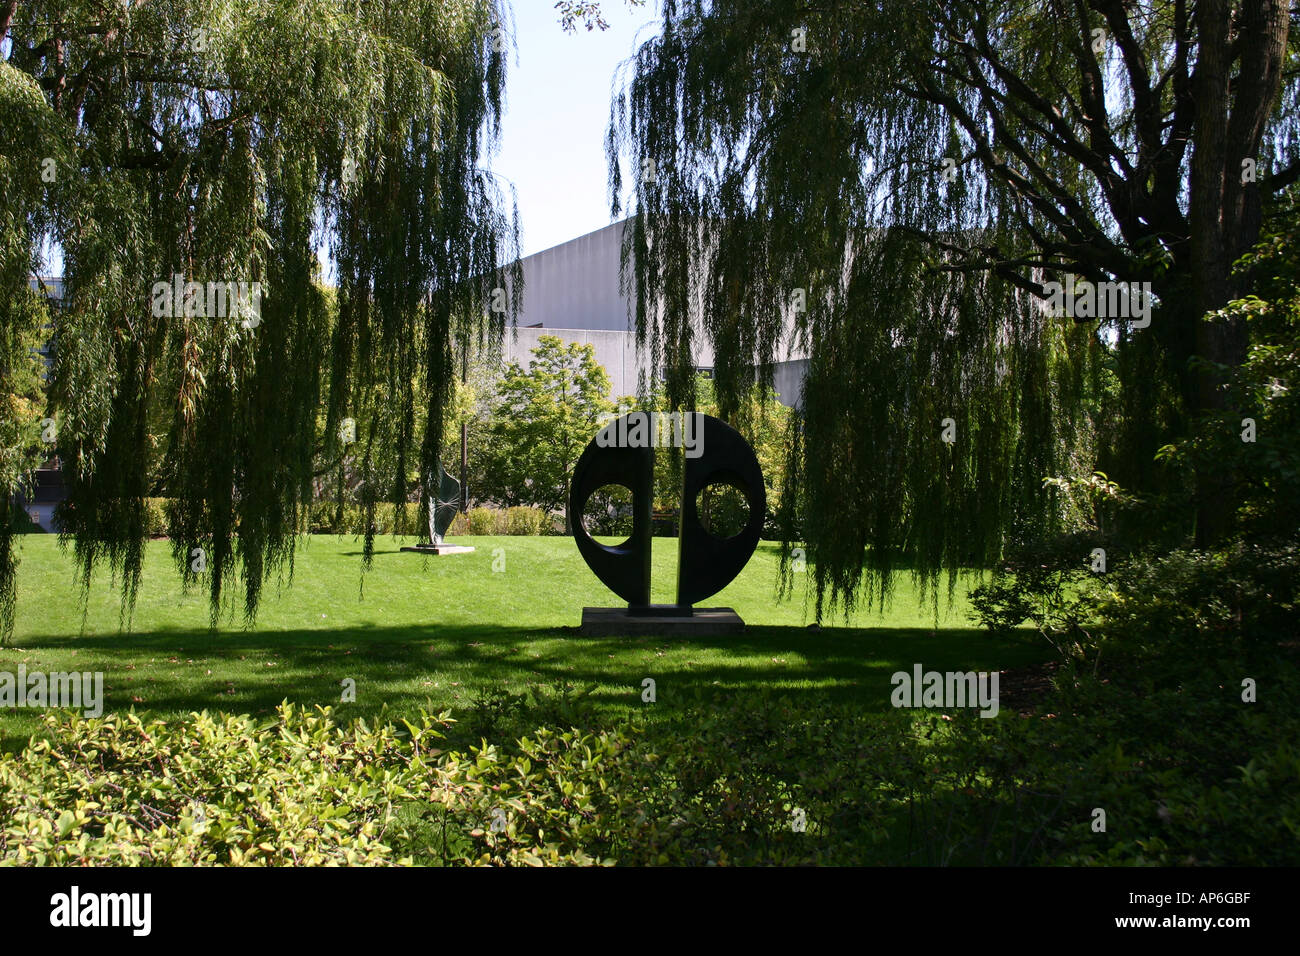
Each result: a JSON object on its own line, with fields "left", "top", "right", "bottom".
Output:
{"left": 633, "top": 375, "right": 792, "bottom": 537}
{"left": 479, "top": 336, "right": 613, "bottom": 530}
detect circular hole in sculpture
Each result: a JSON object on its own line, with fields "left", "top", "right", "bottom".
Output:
{"left": 581, "top": 483, "right": 635, "bottom": 548}
{"left": 695, "top": 481, "right": 750, "bottom": 540}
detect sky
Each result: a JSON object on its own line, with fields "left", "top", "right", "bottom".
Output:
{"left": 491, "top": 1, "right": 662, "bottom": 258}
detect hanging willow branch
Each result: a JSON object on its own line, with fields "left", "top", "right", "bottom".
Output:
{"left": 607, "top": 0, "right": 1296, "bottom": 619}
{"left": 0, "top": 0, "right": 520, "bottom": 635}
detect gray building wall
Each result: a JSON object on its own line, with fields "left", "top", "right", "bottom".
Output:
{"left": 771, "top": 358, "right": 808, "bottom": 409}
{"left": 502, "top": 219, "right": 809, "bottom": 409}
{"left": 501, "top": 325, "right": 652, "bottom": 400}
{"left": 512, "top": 220, "right": 631, "bottom": 333}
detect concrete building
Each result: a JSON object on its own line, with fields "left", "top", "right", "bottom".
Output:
{"left": 497, "top": 218, "right": 809, "bottom": 408}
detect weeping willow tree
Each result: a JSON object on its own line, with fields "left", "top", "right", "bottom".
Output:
{"left": 607, "top": 0, "right": 1298, "bottom": 618}
{"left": 0, "top": 0, "right": 520, "bottom": 639}
{"left": 1, "top": 26, "right": 54, "bottom": 640}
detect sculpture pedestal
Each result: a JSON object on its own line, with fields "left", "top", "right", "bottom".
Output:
{"left": 579, "top": 606, "right": 744, "bottom": 636}
{"left": 400, "top": 544, "right": 476, "bottom": 555}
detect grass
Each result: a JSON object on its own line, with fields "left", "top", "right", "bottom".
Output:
{"left": 1, "top": 534, "right": 1048, "bottom": 749}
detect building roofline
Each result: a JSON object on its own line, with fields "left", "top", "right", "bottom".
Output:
{"left": 520, "top": 216, "right": 633, "bottom": 264}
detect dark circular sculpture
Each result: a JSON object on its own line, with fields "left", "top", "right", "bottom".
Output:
{"left": 569, "top": 413, "right": 765, "bottom": 611}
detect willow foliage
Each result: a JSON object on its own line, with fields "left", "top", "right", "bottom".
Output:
{"left": 0, "top": 0, "right": 519, "bottom": 638}
{"left": 1, "top": 45, "right": 70, "bottom": 641}
{"left": 607, "top": 0, "right": 1297, "bottom": 619}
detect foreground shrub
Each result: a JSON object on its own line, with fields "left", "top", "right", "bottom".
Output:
{"left": 1089, "top": 536, "right": 1300, "bottom": 656}
{"left": 968, "top": 531, "right": 1103, "bottom": 660}
{"left": 4, "top": 669, "right": 1297, "bottom": 866}
{"left": 0, "top": 704, "right": 452, "bottom": 866}
{"left": 447, "top": 698, "right": 923, "bottom": 866}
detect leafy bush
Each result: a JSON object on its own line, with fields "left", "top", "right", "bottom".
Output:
{"left": 1090, "top": 537, "right": 1300, "bottom": 654}
{"left": 0, "top": 704, "right": 452, "bottom": 865}
{"left": 925, "top": 659, "right": 1300, "bottom": 866}
{"left": 144, "top": 498, "right": 171, "bottom": 537}
{"left": 308, "top": 502, "right": 418, "bottom": 536}
{"left": 0, "top": 693, "right": 921, "bottom": 866}
{"left": 504, "top": 506, "right": 549, "bottom": 536}
{"left": 464, "top": 506, "right": 501, "bottom": 536}
{"left": 3, "top": 673, "right": 1297, "bottom": 866}
{"left": 421, "top": 694, "right": 931, "bottom": 866}
{"left": 436, "top": 678, "right": 1300, "bottom": 865}
{"left": 967, "top": 530, "right": 1103, "bottom": 660}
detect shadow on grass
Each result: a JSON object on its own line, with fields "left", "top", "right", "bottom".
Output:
{"left": 3, "top": 622, "right": 1048, "bottom": 752}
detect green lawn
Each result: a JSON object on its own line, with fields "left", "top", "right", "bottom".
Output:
{"left": 1, "top": 534, "right": 1047, "bottom": 748}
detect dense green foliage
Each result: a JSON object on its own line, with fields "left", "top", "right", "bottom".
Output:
{"left": 0, "top": 0, "right": 521, "bottom": 640}
{"left": 459, "top": 504, "right": 553, "bottom": 535}
{"left": 607, "top": 0, "right": 1299, "bottom": 618}
{"left": 5, "top": 639, "right": 1295, "bottom": 865}
{"left": 970, "top": 191, "right": 1300, "bottom": 653}
{"left": 476, "top": 335, "right": 613, "bottom": 525}
{"left": 1, "top": 704, "right": 445, "bottom": 865}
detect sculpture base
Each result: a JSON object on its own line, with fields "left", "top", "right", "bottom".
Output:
{"left": 579, "top": 606, "right": 744, "bottom": 636}
{"left": 400, "top": 544, "right": 476, "bottom": 555}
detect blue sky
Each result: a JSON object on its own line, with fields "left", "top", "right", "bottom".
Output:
{"left": 492, "top": 2, "right": 661, "bottom": 257}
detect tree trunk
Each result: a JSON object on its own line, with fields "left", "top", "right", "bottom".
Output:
{"left": 1186, "top": 0, "right": 1289, "bottom": 546}
{"left": 0, "top": 2, "right": 18, "bottom": 47}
